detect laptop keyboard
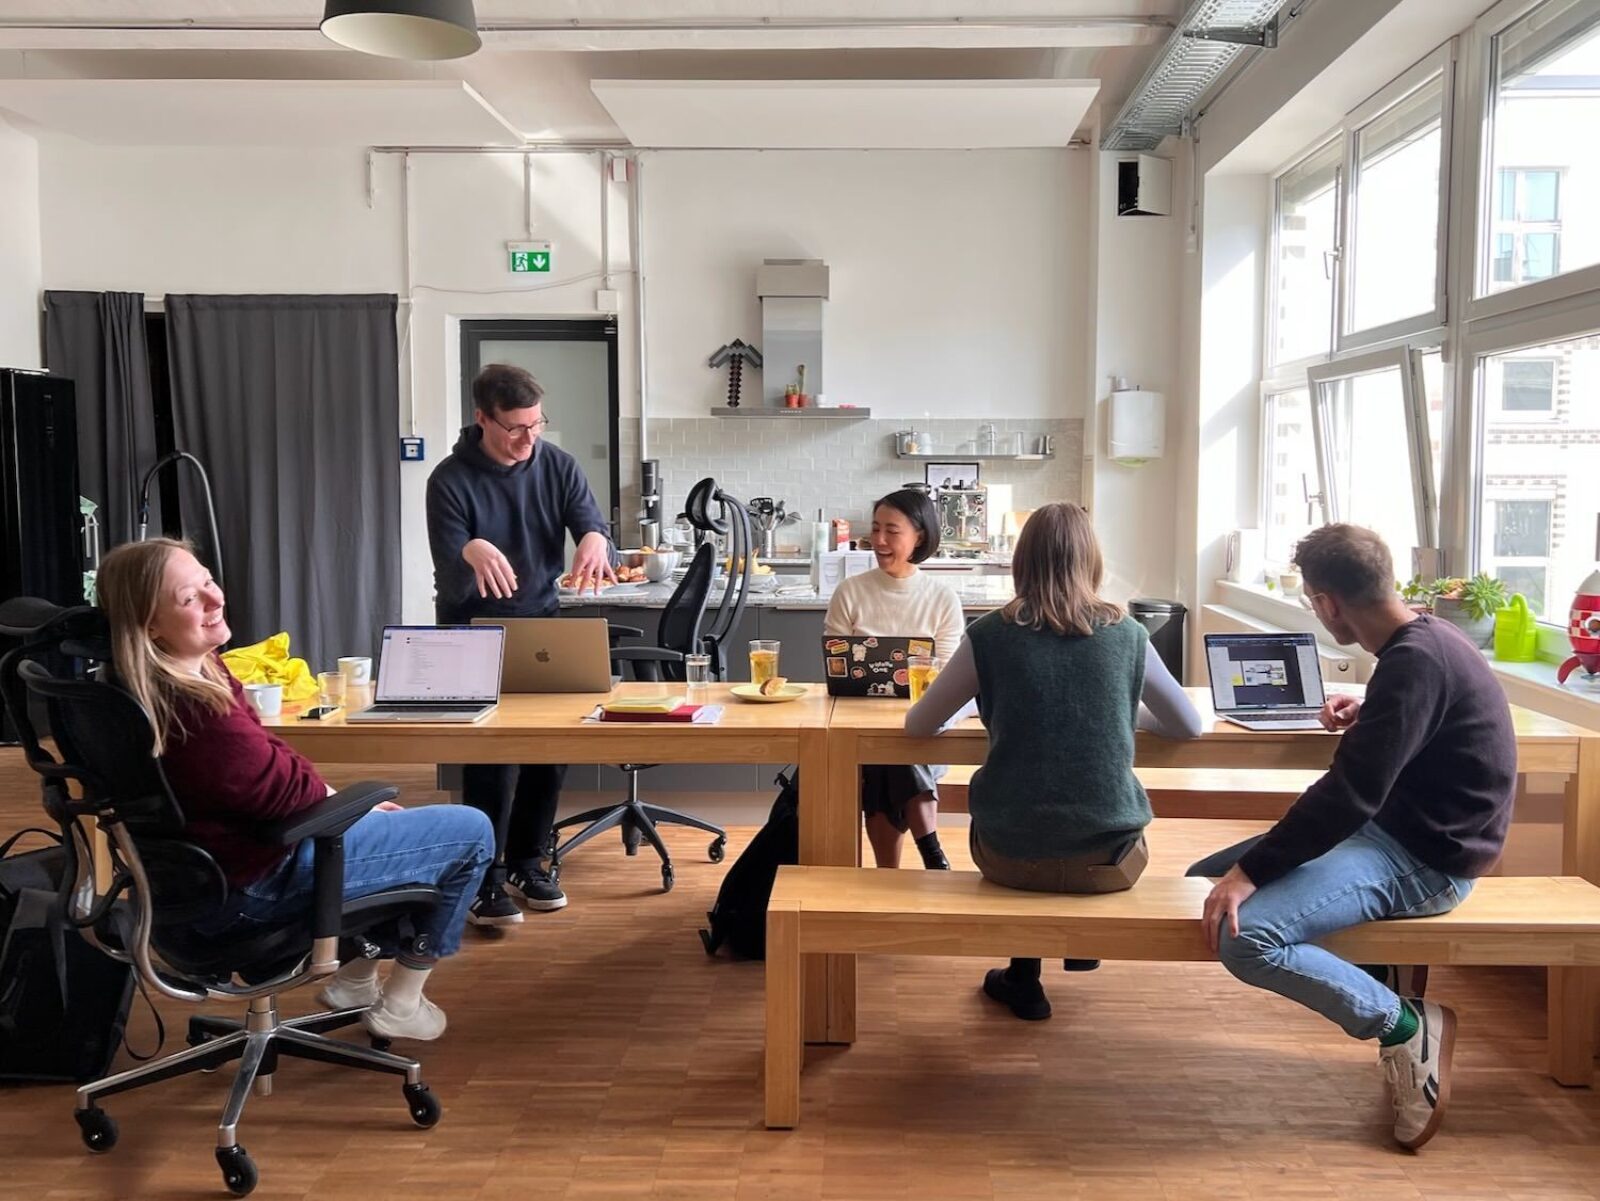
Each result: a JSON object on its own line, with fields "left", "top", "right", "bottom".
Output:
{"left": 1236, "top": 711, "right": 1321, "bottom": 723}
{"left": 368, "top": 703, "right": 489, "bottom": 714}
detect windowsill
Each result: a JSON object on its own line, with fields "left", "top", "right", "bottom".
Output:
{"left": 1212, "top": 580, "right": 1600, "bottom": 730}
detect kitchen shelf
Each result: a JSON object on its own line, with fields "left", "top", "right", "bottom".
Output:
{"left": 896, "top": 451, "right": 1055, "bottom": 461}
{"left": 710, "top": 406, "right": 872, "bottom": 419}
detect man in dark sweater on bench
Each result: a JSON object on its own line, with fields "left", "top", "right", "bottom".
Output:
{"left": 1192, "top": 524, "right": 1516, "bottom": 1151}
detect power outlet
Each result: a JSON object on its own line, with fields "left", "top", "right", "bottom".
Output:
{"left": 400, "top": 436, "right": 425, "bottom": 462}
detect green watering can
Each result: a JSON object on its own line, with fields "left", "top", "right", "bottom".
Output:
{"left": 1493, "top": 593, "right": 1539, "bottom": 662}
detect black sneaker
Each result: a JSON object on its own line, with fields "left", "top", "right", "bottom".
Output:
{"left": 505, "top": 865, "right": 568, "bottom": 912}
{"left": 982, "top": 967, "right": 1052, "bottom": 1021}
{"left": 467, "top": 880, "right": 524, "bottom": 927}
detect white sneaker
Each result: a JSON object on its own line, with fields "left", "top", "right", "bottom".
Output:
{"left": 362, "top": 994, "right": 448, "bottom": 1042}
{"left": 316, "top": 970, "right": 381, "bottom": 1012}
{"left": 1378, "top": 1000, "right": 1456, "bottom": 1150}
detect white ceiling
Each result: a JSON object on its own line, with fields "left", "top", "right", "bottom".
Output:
{"left": 591, "top": 79, "right": 1101, "bottom": 148}
{"left": 0, "top": 78, "right": 521, "bottom": 146}
{"left": 0, "top": 1, "right": 1181, "bottom": 145}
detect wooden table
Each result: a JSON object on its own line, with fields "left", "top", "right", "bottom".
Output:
{"left": 269, "top": 682, "right": 838, "bottom": 1040}
{"left": 818, "top": 686, "right": 1600, "bottom": 1079}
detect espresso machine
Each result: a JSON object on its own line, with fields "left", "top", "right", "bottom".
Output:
{"left": 935, "top": 485, "right": 988, "bottom": 554}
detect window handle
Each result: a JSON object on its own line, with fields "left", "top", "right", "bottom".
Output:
{"left": 1322, "top": 248, "right": 1341, "bottom": 281}
{"left": 1301, "top": 473, "right": 1326, "bottom": 524}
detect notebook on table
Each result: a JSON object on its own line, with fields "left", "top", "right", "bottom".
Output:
{"left": 345, "top": 626, "right": 503, "bottom": 724}
{"left": 1203, "top": 632, "right": 1327, "bottom": 731}
{"left": 820, "top": 635, "right": 934, "bottom": 698}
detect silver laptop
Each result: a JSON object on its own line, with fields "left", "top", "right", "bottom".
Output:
{"left": 346, "top": 625, "right": 503, "bottom": 723}
{"left": 1204, "top": 632, "right": 1327, "bottom": 731}
{"left": 474, "top": 617, "right": 614, "bottom": 692}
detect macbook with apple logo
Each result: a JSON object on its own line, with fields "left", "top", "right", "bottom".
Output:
{"left": 474, "top": 617, "right": 615, "bottom": 692}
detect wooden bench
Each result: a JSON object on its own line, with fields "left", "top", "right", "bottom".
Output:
{"left": 764, "top": 867, "right": 1600, "bottom": 1128}
{"left": 937, "top": 765, "right": 1323, "bottom": 820}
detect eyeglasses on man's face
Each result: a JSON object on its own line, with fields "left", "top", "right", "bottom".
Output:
{"left": 491, "top": 412, "right": 549, "bottom": 438}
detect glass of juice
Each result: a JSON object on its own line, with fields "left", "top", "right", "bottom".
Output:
{"left": 908, "top": 655, "right": 942, "bottom": 702}
{"left": 749, "top": 640, "right": 781, "bottom": 686}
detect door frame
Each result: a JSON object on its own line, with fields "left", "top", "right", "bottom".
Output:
{"left": 459, "top": 318, "right": 622, "bottom": 535}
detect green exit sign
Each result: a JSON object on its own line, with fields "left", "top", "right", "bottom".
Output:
{"left": 508, "top": 241, "right": 552, "bottom": 273}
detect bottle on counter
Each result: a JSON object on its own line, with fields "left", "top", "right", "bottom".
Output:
{"left": 810, "top": 509, "right": 829, "bottom": 592}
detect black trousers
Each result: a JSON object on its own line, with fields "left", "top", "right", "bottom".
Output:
{"left": 462, "top": 763, "right": 568, "bottom": 875}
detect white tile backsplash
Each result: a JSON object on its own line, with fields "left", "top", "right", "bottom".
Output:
{"left": 629, "top": 417, "right": 1082, "bottom": 546}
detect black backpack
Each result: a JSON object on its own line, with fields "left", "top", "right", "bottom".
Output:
{"left": 0, "top": 827, "right": 138, "bottom": 1083}
{"left": 698, "top": 769, "right": 799, "bottom": 960}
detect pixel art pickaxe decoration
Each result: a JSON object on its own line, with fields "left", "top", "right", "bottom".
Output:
{"left": 708, "top": 339, "right": 763, "bottom": 409}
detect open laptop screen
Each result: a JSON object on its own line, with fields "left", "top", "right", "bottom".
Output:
{"left": 374, "top": 626, "right": 504, "bottom": 703}
{"left": 1204, "top": 632, "right": 1326, "bottom": 712}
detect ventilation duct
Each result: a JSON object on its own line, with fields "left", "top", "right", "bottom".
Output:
{"left": 1101, "top": 0, "right": 1291, "bottom": 151}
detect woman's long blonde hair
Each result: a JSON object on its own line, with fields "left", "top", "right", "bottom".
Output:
{"left": 97, "top": 538, "right": 233, "bottom": 755}
{"left": 999, "top": 502, "right": 1125, "bottom": 637}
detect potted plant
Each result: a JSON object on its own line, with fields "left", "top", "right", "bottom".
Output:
{"left": 1430, "top": 574, "right": 1508, "bottom": 648}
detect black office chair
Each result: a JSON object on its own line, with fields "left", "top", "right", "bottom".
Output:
{"left": 548, "top": 478, "right": 756, "bottom": 891}
{"left": 0, "top": 601, "right": 446, "bottom": 1197}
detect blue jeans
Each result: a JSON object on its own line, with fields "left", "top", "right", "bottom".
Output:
{"left": 1188, "top": 822, "right": 1473, "bottom": 1040}
{"left": 203, "top": 805, "right": 493, "bottom": 960}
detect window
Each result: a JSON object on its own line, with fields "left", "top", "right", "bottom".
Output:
{"left": 1348, "top": 73, "right": 1447, "bottom": 333}
{"left": 1263, "top": 389, "right": 1319, "bottom": 566}
{"left": 1481, "top": 0, "right": 1600, "bottom": 295}
{"left": 1491, "top": 168, "right": 1563, "bottom": 284}
{"left": 1306, "top": 348, "right": 1437, "bottom": 574}
{"left": 1478, "top": 331, "right": 1600, "bottom": 619}
{"left": 1500, "top": 357, "right": 1557, "bottom": 411}
{"left": 1272, "top": 141, "right": 1342, "bottom": 365}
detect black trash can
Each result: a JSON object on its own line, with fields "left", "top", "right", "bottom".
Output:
{"left": 1129, "top": 598, "right": 1187, "bottom": 683}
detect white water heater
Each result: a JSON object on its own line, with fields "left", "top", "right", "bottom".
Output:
{"left": 1108, "top": 386, "right": 1165, "bottom": 466}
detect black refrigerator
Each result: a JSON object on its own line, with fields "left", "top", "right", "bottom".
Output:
{"left": 0, "top": 368, "right": 82, "bottom": 607}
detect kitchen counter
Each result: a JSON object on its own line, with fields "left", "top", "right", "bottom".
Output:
{"left": 559, "top": 576, "right": 1015, "bottom": 611}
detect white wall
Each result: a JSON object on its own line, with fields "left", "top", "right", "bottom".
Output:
{"left": 0, "top": 116, "right": 41, "bottom": 369}
{"left": 641, "top": 149, "right": 1086, "bottom": 420}
{"left": 38, "top": 143, "right": 633, "bottom": 624}
{"left": 1091, "top": 144, "right": 1188, "bottom": 605}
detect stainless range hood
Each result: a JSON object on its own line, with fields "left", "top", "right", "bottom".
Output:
{"left": 759, "top": 258, "right": 827, "bottom": 407}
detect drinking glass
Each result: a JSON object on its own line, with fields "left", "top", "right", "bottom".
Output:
{"left": 317, "top": 670, "right": 347, "bottom": 710}
{"left": 908, "top": 655, "right": 943, "bottom": 702}
{"left": 748, "top": 640, "right": 781, "bottom": 686}
{"left": 685, "top": 653, "right": 711, "bottom": 702}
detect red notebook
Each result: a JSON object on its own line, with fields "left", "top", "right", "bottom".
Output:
{"left": 598, "top": 704, "right": 704, "bottom": 723}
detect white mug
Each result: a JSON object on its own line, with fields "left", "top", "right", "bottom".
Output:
{"left": 243, "top": 683, "right": 283, "bottom": 718}
{"left": 338, "top": 656, "right": 373, "bottom": 687}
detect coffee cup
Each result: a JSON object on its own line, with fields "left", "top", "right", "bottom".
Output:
{"left": 338, "top": 656, "right": 373, "bottom": 687}
{"left": 244, "top": 682, "right": 283, "bottom": 718}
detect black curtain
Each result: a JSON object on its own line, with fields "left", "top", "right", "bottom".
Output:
{"left": 42, "top": 291, "right": 158, "bottom": 549}
{"left": 165, "top": 295, "right": 400, "bottom": 671}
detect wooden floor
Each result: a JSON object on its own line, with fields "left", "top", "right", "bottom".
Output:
{"left": 2, "top": 755, "right": 1599, "bottom": 1200}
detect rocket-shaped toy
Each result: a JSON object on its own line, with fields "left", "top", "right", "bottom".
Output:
{"left": 1558, "top": 567, "right": 1600, "bottom": 685}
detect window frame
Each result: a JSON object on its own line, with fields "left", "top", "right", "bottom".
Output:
{"left": 1463, "top": 0, "right": 1600, "bottom": 321}
{"left": 1304, "top": 346, "right": 1439, "bottom": 566}
{"left": 1268, "top": 135, "right": 1345, "bottom": 373}
{"left": 1337, "top": 45, "right": 1456, "bottom": 351}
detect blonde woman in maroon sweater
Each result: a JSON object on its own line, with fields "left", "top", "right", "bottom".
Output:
{"left": 96, "top": 539, "right": 493, "bottom": 1041}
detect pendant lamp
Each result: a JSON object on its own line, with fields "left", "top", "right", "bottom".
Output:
{"left": 321, "top": 0, "right": 481, "bottom": 61}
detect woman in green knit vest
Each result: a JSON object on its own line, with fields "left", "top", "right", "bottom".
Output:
{"left": 906, "top": 502, "right": 1203, "bottom": 1020}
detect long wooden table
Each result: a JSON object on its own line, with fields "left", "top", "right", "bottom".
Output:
{"left": 819, "top": 686, "right": 1600, "bottom": 1079}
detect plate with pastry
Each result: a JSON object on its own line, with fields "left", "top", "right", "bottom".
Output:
{"left": 729, "top": 677, "right": 808, "bottom": 703}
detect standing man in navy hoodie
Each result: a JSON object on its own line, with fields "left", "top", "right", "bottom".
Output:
{"left": 426, "top": 363, "right": 615, "bottom": 926}
{"left": 1192, "top": 524, "right": 1516, "bottom": 1151}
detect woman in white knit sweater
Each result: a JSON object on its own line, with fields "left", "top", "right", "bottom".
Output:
{"left": 824, "top": 489, "right": 966, "bottom": 869}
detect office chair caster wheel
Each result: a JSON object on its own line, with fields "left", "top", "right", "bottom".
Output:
{"left": 370, "top": 1036, "right": 393, "bottom": 1053}
{"left": 708, "top": 837, "right": 726, "bottom": 863}
{"left": 216, "top": 1145, "right": 257, "bottom": 1196}
{"left": 404, "top": 1083, "right": 442, "bottom": 1128}
{"left": 661, "top": 864, "right": 675, "bottom": 892}
{"left": 623, "top": 825, "right": 641, "bottom": 856}
{"left": 75, "top": 1107, "right": 118, "bottom": 1153}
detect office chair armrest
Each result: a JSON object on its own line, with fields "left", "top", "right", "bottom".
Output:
{"left": 262, "top": 781, "right": 399, "bottom": 846}
{"left": 606, "top": 623, "right": 645, "bottom": 641}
